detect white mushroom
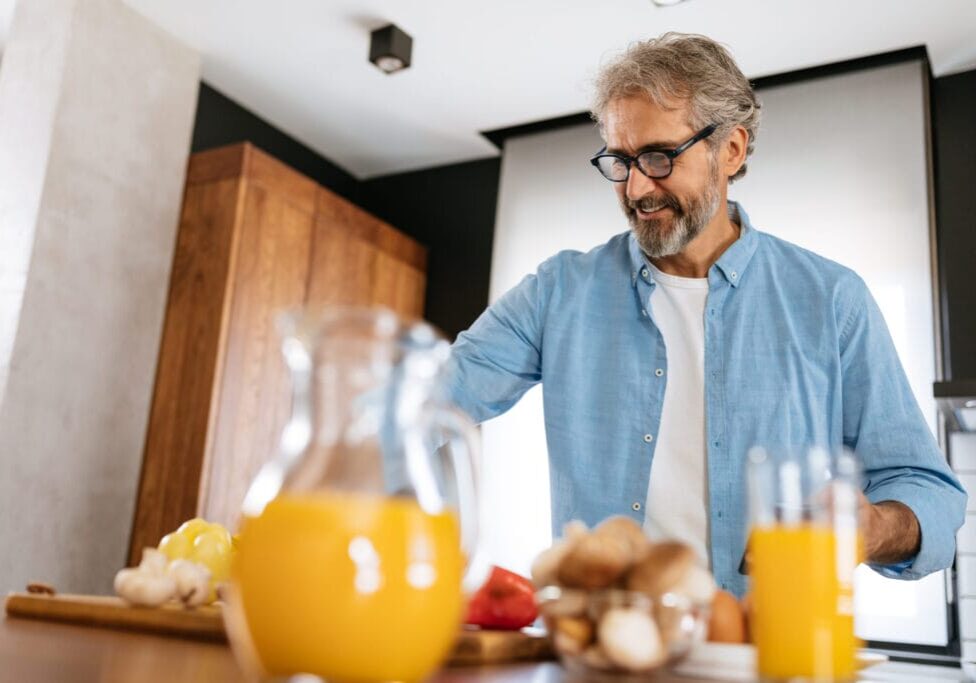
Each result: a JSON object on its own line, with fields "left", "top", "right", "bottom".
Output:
{"left": 670, "top": 564, "right": 717, "bottom": 604}
{"left": 597, "top": 607, "right": 666, "bottom": 672}
{"left": 137, "top": 548, "right": 169, "bottom": 577}
{"left": 114, "top": 567, "right": 176, "bottom": 607}
{"left": 167, "top": 559, "right": 212, "bottom": 607}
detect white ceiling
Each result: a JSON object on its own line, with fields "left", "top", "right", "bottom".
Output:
{"left": 2, "top": 0, "right": 975, "bottom": 179}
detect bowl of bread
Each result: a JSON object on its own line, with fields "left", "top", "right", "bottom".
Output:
{"left": 532, "top": 516, "right": 720, "bottom": 679}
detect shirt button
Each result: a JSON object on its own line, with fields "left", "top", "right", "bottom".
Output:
{"left": 641, "top": 309, "right": 648, "bottom": 317}
{"left": 641, "top": 268, "right": 649, "bottom": 278}
{"left": 643, "top": 434, "right": 654, "bottom": 443}
{"left": 731, "top": 271, "right": 738, "bottom": 279}
{"left": 632, "top": 502, "right": 642, "bottom": 511}
{"left": 655, "top": 368, "right": 664, "bottom": 377}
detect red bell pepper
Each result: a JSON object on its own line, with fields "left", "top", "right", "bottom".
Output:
{"left": 465, "top": 566, "right": 538, "bottom": 630}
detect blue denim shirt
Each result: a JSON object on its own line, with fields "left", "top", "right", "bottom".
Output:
{"left": 448, "top": 202, "right": 966, "bottom": 596}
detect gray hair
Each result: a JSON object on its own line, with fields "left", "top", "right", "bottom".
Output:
{"left": 591, "top": 33, "right": 762, "bottom": 183}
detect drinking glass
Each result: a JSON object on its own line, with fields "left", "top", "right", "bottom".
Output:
{"left": 747, "top": 446, "right": 861, "bottom": 682}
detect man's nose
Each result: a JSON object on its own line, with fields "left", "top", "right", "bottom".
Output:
{"left": 625, "top": 166, "right": 658, "bottom": 201}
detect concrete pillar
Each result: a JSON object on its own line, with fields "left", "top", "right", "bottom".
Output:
{"left": 0, "top": 0, "right": 200, "bottom": 593}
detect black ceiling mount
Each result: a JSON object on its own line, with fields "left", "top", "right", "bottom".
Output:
{"left": 369, "top": 24, "right": 413, "bottom": 74}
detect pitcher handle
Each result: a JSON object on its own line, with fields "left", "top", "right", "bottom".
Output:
{"left": 240, "top": 327, "right": 313, "bottom": 518}
{"left": 428, "top": 406, "right": 481, "bottom": 574}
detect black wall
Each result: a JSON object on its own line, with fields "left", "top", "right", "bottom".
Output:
{"left": 360, "top": 159, "right": 500, "bottom": 340}
{"left": 191, "top": 83, "right": 362, "bottom": 205}
{"left": 191, "top": 82, "right": 499, "bottom": 339}
{"left": 933, "top": 69, "right": 976, "bottom": 380}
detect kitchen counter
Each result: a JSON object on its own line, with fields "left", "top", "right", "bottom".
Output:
{"left": 2, "top": 615, "right": 969, "bottom": 682}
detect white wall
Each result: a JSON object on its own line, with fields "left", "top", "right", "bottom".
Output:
{"left": 480, "top": 123, "right": 617, "bottom": 577}
{"left": 0, "top": 0, "right": 72, "bottom": 403}
{"left": 483, "top": 59, "right": 945, "bottom": 645}
{"left": 0, "top": 0, "right": 199, "bottom": 594}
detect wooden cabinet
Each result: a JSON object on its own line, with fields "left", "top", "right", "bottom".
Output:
{"left": 129, "top": 143, "right": 426, "bottom": 561}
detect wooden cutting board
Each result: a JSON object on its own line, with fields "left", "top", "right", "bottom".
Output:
{"left": 4, "top": 592, "right": 553, "bottom": 665}
{"left": 4, "top": 593, "right": 225, "bottom": 641}
{"left": 450, "top": 626, "right": 553, "bottom": 665}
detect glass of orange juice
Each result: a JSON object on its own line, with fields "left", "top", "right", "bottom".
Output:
{"left": 224, "top": 308, "right": 480, "bottom": 683}
{"left": 747, "top": 447, "right": 861, "bottom": 682}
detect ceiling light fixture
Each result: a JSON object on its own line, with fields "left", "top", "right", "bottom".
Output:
{"left": 651, "top": 0, "right": 690, "bottom": 6}
{"left": 369, "top": 24, "right": 413, "bottom": 74}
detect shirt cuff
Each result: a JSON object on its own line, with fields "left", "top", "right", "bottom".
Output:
{"left": 865, "top": 482, "right": 957, "bottom": 580}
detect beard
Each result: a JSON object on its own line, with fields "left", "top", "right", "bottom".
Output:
{"left": 621, "top": 159, "right": 723, "bottom": 258}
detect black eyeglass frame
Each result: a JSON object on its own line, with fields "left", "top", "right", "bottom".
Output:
{"left": 590, "top": 124, "right": 718, "bottom": 182}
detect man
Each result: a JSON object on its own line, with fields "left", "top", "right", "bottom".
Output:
{"left": 448, "top": 33, "right": 965, "bottom": 596}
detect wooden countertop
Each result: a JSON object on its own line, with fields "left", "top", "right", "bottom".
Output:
{"left": 2, "top": 615, "right": 240, "bottom": 682}
{"left": 2, "top": 614, "right": 968, "bottom": 682}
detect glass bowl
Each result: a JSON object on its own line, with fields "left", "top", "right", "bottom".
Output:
{"left": 537, "top": 585, "right": 710, "bottom": 680}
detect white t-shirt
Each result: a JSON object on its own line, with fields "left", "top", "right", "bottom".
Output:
{"left": 642, "top": 263, "right": 710, "bottom": 568}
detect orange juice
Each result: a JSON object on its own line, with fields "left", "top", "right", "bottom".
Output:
{"left": 230, "top": 492, "right": 464, "bottom": 682}
{"left": 751, "top": 524, "right": 859, "bottom": 681}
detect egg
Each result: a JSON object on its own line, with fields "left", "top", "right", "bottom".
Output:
{"left": 707, "top": 589, "right": 747, "bottom": 643}
{"left": 740, "top": 591, "right": 754, "bottom": 643}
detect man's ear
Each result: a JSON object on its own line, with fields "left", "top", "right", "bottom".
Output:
{"left": 723, "top": 126, "right": 749, "bottom": 178}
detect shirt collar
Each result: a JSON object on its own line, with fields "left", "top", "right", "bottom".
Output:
{"left": 628, "top": 200, "right": 760, "bottom": 289}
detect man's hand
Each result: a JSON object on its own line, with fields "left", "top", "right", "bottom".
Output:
{"left": 858, "top": 492, "right": 921, "bottom": 565}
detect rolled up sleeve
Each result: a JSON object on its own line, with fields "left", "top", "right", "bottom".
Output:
{"left": 863, "top": 470, "right": 964, "bottom": 579}
{"left": 838, "top": 274, "right": 967, "bottom": 579}
{"left": 447, "top": 261, "right": 552, "bottom": 424}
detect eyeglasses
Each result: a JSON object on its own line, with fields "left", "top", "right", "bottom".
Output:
{"left": 590, "top": 124, "right": 718, "bottom": 182}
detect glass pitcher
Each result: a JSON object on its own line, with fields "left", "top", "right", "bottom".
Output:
{"left": 225, "top": 307, "right": 480, "bottom": 683}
